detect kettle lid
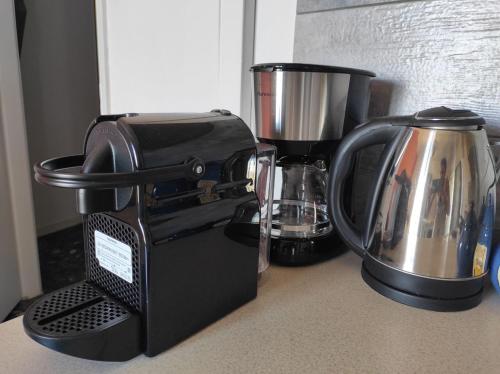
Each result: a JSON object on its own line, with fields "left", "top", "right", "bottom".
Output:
{"left": 412, "top": 106, "right": 485, "bottom": 129}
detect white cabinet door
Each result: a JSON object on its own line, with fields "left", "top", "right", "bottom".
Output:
{"left": 95, "top": 0, "right": 249, "bottom": 119}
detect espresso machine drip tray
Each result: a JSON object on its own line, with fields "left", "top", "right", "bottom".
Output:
{"left": 23, "top": 281, "right": 141, "bottom": 361}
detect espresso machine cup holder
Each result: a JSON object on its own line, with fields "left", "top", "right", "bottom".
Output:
{"left": 23, "top": 281, "right": 141, "bottom": 361}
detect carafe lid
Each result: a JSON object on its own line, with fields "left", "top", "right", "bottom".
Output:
{"left": 411, "top": 106, "right": 485, "bottom": 129}
{"left": 250, "top": 63, "right": 375, "bottom": 77}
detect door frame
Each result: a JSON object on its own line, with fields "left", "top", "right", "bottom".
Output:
{"left": 0, "top": 0, "right": 42, "bottom": 300}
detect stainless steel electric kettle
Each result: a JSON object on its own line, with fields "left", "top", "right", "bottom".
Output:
{"left": 328, "top": 107, "right": 496, "bottom": 311}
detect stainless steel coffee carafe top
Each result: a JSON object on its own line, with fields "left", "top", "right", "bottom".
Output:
{"left": 251, "top": 63, "right": 375, "bottom": 142}
{"left": 329, "top": 107, "right": 496, "bottom": 280}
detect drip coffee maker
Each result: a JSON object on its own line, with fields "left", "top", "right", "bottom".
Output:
{"left": 251, "top": 63, "right": 375, "bottom": 265}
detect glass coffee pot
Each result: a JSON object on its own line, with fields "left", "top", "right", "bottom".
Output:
{"left": 272, "top": 159, "right": 331, "bottom": 239}
{"left": 270, "top": 157, "right": 341, "bottom": 265}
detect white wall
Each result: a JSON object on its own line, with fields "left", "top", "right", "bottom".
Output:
{"left": 20, "top": 0, "right": 100, "bottom": 235}
{"left": 96, "top": 0, "right": 248, "bottom": 120}
{"left": 254, "top": 0, "right": 297, "bottom": 64}
{"left": 0, "top": 0, "right": 42, "bottom": 304}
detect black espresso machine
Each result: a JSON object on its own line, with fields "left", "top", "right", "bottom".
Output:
{"left": 25, "top": 111, "right": 261, "bottom": 361}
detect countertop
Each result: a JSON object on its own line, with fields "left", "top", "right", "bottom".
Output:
{"left": 1, "top": 251, "right": 500, "bottom": 374}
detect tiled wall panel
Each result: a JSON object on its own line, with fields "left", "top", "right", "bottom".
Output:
{"left": 295, "top": 0, "right": 500, "bottom": 126}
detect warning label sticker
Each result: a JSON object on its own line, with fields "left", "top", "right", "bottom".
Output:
{"left": 95, "top": 230, "right": 133, "bottom": 283}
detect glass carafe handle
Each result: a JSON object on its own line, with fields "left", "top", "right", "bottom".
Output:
{"left": 255, "top": 143, "right": 276, "bottom": 273}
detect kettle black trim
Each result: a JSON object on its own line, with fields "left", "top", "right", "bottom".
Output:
{"left": 362, "top": 255, "right": 484, "bottom": 312}
{"left": 410, "top": 106, "right": 485, "bottom": 128}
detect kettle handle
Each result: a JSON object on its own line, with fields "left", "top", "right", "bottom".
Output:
{"left": 327, "top": 118, "right": 408, "bottom": 257}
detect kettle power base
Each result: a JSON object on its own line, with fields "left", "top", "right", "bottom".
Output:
{"left": 361, "top": 257, "right": 484, "bottom": 312}
{"left": 361, "top": 266, "right": 483, "bottom": 312}
{"left": 23, "top": 281, "right": 141, "bottom": 361}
